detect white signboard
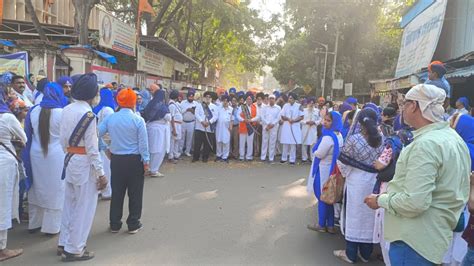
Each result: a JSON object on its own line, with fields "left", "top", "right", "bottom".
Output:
{"left": 174, "top": 61, "right": 186, "bottom": 73}
{"left": 137, "top": 45, "right": 174, "bottom": 78}
{"left": 99, "top": 10, "right": 136, "bottom": 57}
{"left": 120, "top": 73, "right": 135, "bottom": 87}
{"left": 344, "top": 83, "right": 353, "bottom": 96}
{"left": 395, "top": 0, "right": 447, "bottom": 77}
{"left": 332, "top": 79, "right": 344, "bottom": 90}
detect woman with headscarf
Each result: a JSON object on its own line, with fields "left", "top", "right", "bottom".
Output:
{"left": 94, "top": 88, "right": 116, "bottom": 199}
{"left": 301, "top": 97, "right": 322, "bottom": 163}
{"left": 144, "top": 89, "right": 170, "bottom": 177}
{"left": 307, "top": 111, "right": 344, "bottom": 234}
{"left": 339, "top": 102, "right": 354, "bottom": 139}
{"left": 455, "top": 97, "right": 471, "bottom": 116}
{"left": 24, "top": 82, "right": 66, "bottom": 235}
{"left": 333, "top": 108, "right": 384, "bottom": 264}
{"left": 0, "top": 84, "right": 27, "bottom": 261}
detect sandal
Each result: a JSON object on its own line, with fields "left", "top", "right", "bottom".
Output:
{"left": 333, "top": 250, "right": 355, "bottom": 264}
{"left": 307, "top": 224, "right": 327, "bottom": 233}
{"left": 0, "top": 248, "right": 23, "bottom": 262}
{"left": 61, "top": 249, "right": 95, "bottom": 262}
{"left": 327, "top": 227, "right": 337, "bottom": 234}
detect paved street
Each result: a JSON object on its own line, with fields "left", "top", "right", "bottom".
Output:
{"left": 6, "top": 159, "right": 382, "bottom": 265}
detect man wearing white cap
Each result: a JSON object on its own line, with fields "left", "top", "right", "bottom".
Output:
{"left": 256, "top": 94, "right": 281, "bottom": 163}
{"left": 364, "top": 84, "right": 470, "bottom": 265}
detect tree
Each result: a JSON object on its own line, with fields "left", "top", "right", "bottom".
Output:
{"left": 24, "top": 0, "right": 48, "bottom": 42}
{"left": 72, "top": 0, "right": 100, "bottom": 45}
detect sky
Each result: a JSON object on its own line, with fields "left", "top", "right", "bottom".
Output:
{"left": 248, "top": 0, "right": 285, "bottom": 21}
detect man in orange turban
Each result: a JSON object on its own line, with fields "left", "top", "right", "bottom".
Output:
{"left": 98, "top": 87, "right": 149, "bottom": 236}
{"left": 116, "top": 88, "right": 137, "bottom": 109}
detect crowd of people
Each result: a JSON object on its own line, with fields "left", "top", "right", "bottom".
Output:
{"left": 0, "top": 60, "right": 472, "bottom": 264}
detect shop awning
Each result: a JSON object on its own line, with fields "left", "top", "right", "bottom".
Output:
{"left": 0, "top": 39, "right": 16, "bottom": 47}
{"left": 140, "top": 36, "right": 199, "bottom": 66}
{"left": 370, "top": 75, "right": 420, "bottom": 96}
{"left": 445, "top": 65, "right": 474, "bottom": 79}
{"left": 59, "top": 45, "right": 117, "bottom": 64}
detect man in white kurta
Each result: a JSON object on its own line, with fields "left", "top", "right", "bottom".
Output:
{"left": 237, "top": 94, "right": 257, "bottom": 161}
{"left": 301, "top": 99, "right": 321, "bottom": 162}
{"left": 215, "top": 96, "right": 233, "bottom": 161}
{"left": 168, "top": 90, "right": 183, "bottom": 162}
{"left": 28, "top": 102, "right": 65, "bottom": 234}
{"left": 0, "top": 100, "right": 27, "bottom": 261}
{"left": 255, "top": 94, "right": 280, "bottom": 162}
{"left": 58, "top": 73, "right": 106, "bottom": 261}
{"left": 279, "top": 93, "right": 303, "bottom": 164}
{"left": 180, "top": 91, "right": 197, "bottom": 157}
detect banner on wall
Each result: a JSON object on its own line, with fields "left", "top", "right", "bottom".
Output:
{"left": 99, "top": 10, "right": 136, "bottom": 56}
{"left": 395, "top": 0, "right": 447, "bottom": 77}
{"left": 137, "top": 45, "right": 174, "bottom": 78}
{"left": 0, "top": 51, "right": 29, "bottom": 77}
{"left": 91, "top": 65, "right": 136, "bottom": 87}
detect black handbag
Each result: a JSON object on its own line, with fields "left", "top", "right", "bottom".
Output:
{"left": 376, "top": 152, "right": 399, "bottom": 183}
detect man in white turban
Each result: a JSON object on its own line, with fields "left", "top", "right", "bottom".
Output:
{"left": 364, "top": 84, "right": 471, "bottom": 265}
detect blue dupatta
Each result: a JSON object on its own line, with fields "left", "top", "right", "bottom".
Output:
{"left": 312, "top": 111, "right": 342, "bottom": 199}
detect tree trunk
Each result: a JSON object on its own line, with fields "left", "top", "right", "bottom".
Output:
{"left": 24, "top": 0, "right": 48, "bottom": 42}
{"left": 180, "top": 1, "right": 193, "bottom": 53}
{"left": 72, "top": 0, "right": 99, "bottom": 45}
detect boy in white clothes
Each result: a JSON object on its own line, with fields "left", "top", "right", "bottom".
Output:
{"left": 168, "top": 90, "right": 183, "bottom": 162}
{"left": 215, "top": 95, "right": 233, "bottom": 162}
{"left": 301, "top": 97, "right": 321, "bottom": 162}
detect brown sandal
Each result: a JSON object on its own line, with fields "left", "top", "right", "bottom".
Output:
{"left": 307, "top": 224, "right": 327, "bottom": 232}
{"left": 0, "top": 248, "right": 23, "bottom": 262}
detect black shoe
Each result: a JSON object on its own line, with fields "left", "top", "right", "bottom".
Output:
{"left": 289, "top": 162, "right": 295, "bottom": 166}
{"left": 280, "top": 160, "right": 286, "bottom": 164}
{"left": 128, "top": 223, "right": 143, "bottom": 234}
{"left": 61, "top": 249, "right": 95, "bottom": 262}
{"left": 301, "top": 160, "right": 308, "bottom": 164}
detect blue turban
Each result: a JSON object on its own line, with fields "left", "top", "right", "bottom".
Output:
{"left": 170, "top": 89, "right": 179, "bottom": 100}
{"left": 93, "top": 88, "right": 116, "bottom": 114}
{"left": 36, "top": 78, "right": 49, "bottom": 93}
{"left": 40, "top": 82, "right": 67, "bottom": 109}
{"left": 71, "top": 74, "right": 81, "bottom": 84}
{"left": 187, "top": 89, "right": 195, "bottom": 97}
{"left": 345, "top": 97, "right": 357, "bottom": 105}
{"left": 457, "top": 97, "right": 470, "bottom": 110}
{"left": 57, "top": 76, "right": 73, "bottom": 87}
{"left": 237, "top": 91, "right": 245, "bottom": 98}
{"left": 0, "top": 85, "right": 11, "bottom": 114}
{"left": 339, "top": 102, "right": 353, "bottom": 114}
{"left": 273, "top": 90, "right": 281, "bottom": 98}
{"left": 245, "top": 92, "right": 254, "bottom": 101}
{"left": 71, "top": 73, "right": 99, "bottom": 101}
{"left": 229, "top": 87, "right": 236, "bottom": 94}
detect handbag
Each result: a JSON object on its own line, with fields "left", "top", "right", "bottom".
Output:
{"left": 320, "top": 166, "right": 345, "bottom": 205}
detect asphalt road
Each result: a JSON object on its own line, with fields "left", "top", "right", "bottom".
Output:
{"left": 6, "top": 158, "right": 383, "bottom": 265}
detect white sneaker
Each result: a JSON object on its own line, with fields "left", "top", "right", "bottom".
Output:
{"left": 185, "top": 152, "right": 192, "bottom": 157}
{"left": 156, "top": 172, "right": 164, "bottom": 177}
{"left": 149, "top": 172, "right": 159, "bottom": 177}
{"left": 333, "top": 250, "right": 355, "bottom": 264}
{"left": 358, "top": 251, "right": 369, "bottom": 263}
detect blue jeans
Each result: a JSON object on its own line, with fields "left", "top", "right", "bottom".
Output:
{"left": 346, "top": 240, "right": 373, "bottom": 263}
{"left": 462, "top": 247, "right": 474, "bottom": 266}
{"left": 318, "top": 201, "right": 334, "bottom": 227}
{"left": 389, "top": 241, "right": 434, "bottom": 266}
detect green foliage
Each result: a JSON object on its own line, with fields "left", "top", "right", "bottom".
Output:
{"left": 271, "top": 0, "right": 415, "bottom": 97}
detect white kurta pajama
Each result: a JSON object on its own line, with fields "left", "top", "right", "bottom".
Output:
{"left": 168, "top": 100, "right": 183, "bottom": 160}
{"left": 97, "top": 106, "right": 114, "bottom": 198}
{"left": 28, "top": 107, "right": 65, "bottom": 234}
{"left": 180, "top": 100, "right": 197, "bottom": 155}
{"left": 257, "top": 104, "right": 281, "bottom": 161}
{"left": 215, "top": 106, "right": 233, "bottom": 159}
{"left": 58, "top": 101, "right": 105, "bottom": 255}
{"left": 301, "top": 107, "right": 321, "bottom": 162}
{"left": 0, "top": 113, "right": 27, "bottom": 250}
{"left": 279, "top": 102, "right": 303, "bottom": 163}
{"left": 147, "top": 114, "right": 171, "bottom": 174}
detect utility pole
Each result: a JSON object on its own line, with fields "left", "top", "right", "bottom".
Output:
{"left": 330, "top": 28, "right": 339, "bottom": 100}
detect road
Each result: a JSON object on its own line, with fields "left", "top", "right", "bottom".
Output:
{"left": 6, "top": 158, "right": 383, "bottom": 265}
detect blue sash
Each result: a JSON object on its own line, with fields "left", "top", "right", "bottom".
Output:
{"left": 241, "top": 105, "right": 254, "bottom": 135}
{"left": 203, "top": 103, "right": 216, "bottom": 132}
{"left": 61, "top": 111, "right": 96, "bottom": 180}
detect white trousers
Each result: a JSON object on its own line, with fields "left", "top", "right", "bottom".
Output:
{"left": 150, "top": 152, "right": 166, "bottom": 173}
{"left": 301, "top": 144, "right": 315, "bottom": 161}
{"left": 261, "top": 126, "right": 279, "bottom": 161}
{"left": 100, "top": 151, "right": 112, "bottom": 198}
{"left": 58, "top": 180, "right": 98, "bottom": 254}
{"left": 239, "top": 133, "right": 254, "bottom": 160}
{"left": 216, "top": 142, "right": 230, "bottom": 159}
{"left": 282, "top": 144, "right": 296, "bottom": 163}
{"left": 169, "top": 137, "right": 181, "bottom": 159}
{"left": 28, "top": 204, "right": 62, "bottom": 234}
{"left": 180, "top": 122, "right": 195, "bottom": 154}
{"left": 0, "top": 229, "right": 6, "bottom": 249}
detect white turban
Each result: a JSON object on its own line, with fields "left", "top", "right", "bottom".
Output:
{"left": 405, "top": 84, "right": 446, "bottom": 122}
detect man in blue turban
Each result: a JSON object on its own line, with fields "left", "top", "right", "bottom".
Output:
{"left": 57, "top": 76, "right": 73, "bottom": 103}
{"left": 455, "top": 97, "right": 471, "bottom": 115}
{"left": 58, "top": 72, "right": 106, "bottom": 262}
{"left": 229, "top": 87, "right": 237, "bottom": 95}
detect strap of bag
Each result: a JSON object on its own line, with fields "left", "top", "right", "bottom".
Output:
{"left": 0, "top": 142, "right": 22, "bottom": 163}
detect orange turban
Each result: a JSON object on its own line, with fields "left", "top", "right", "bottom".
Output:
{"left": 117, "top": 88, "right": 137, "bottom": 108}
{"left": 428, "top": 60, "right": 443, "bottom": 72}
{"left": 105, "top": 83, "right": 114, "bottom": 89}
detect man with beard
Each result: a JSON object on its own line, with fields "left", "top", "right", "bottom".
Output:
{"left": 180, "top": 89, "right": 197, "bottom": 157}
{"left": 279, "top": 92, "right": 303, "bottom": 165}
{"left": 10, "top": 75, "right": 33, "bottom": 107}
{"left": 58, "top": 73, "right": 107, "bottom": 262}
{"left": 57, "top": 76, "right": 73, "bottom": 104}
{"left": 192, "top": 91, "right": 217, "bottom": 163}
